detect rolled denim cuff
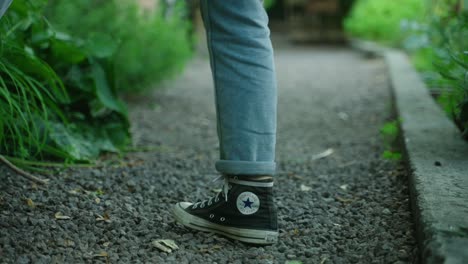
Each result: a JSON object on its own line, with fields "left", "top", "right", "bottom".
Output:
{"left": 215, "top": 160, "right": 276, "bottom": 175}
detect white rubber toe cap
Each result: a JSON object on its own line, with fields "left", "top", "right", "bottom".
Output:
{"left": 177, "top": 202, "right": 193, "bottom": 209}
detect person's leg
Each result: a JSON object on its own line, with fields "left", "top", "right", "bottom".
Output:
{"left": 202, "top": 0, "right": 277, "bottom": 176}
{"left": 173, "top": 0, "right": 278, "bottom": 244}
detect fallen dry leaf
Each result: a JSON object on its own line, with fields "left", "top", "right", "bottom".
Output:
{"left": 96, "top": 212, "right": 111, "bottom": 223}
{"left": 103, "top": 242, "right": 111, "bottom": 247}
{"left": 285, "top": 261, "right": 303, "bottom": 264}
{"left": 54, "top": 212, "right": 71, "bottom": 220}
{"left": 26, "top": 198, "right": 35, "bottom": 208}
{"left": 199, "top": 244, "right": 223, "bottom": 253}
{"left": 300, "top": 184, "right": 312, "bottom": 192}
{"left": 64, "top": 239, "right": 75, "bottom": 247}
{"left": 311, "top": 148, "right": 334, "bottom": 160}
{"left": 320, "top": 257, "right": 328, "bottom": 264}
{"left": 152, "top": 239, "right": 179, "bottom": 253}
{"left": 68, "top": 188, "right": 81, "bottom": 195}
{"left": 339, "top": 184, "right": 348, "bottom": 191}
{"left": 93, "top": 251, "right": 110, "bottom": 264}
{"left": 338, "top": 161, "right": 357, "bottom": 168}
{"left": 291, "top": 228, "right": 300, "bottom": 236}
{"left": 287, "top": 172, "right": 304, "bottom": 180}
{"left": 93, "top": 251, "right": 108, "bottom": 257}
{"left": 338, "top": 112, "right": 349, "bottom": 121}
{"left": 335, "top": 196, "right": 355, "bottom": 203}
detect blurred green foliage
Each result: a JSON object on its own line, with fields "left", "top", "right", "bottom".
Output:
{"left": 46, "top": 0, "right": 192, "bottom": 93}
{"left": 264, "top": 0, "right": 276, "bottom": 9}
{"left": 345, "top": 0, "right": 468, "bottom": 139}
{"left": 401, "top": 1, "right": 468, "bottom": 138}
{"left": 1, "top": 0, "right": 130, "bottom": 164}
{"left": 0, "top": 0, "right": 193, "bottom": 168}
{"left": 380, "top": 120, "right": 402, "bottom": 161}
{"left": 344, "top": 0, "right": 425, "bottom": 46}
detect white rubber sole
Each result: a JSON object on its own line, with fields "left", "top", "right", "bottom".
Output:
{"left": 173, "top": 203, "right": 278, "bottom": 245}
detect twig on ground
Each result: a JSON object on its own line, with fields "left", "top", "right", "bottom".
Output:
{"left": 311, "top": 148, "right": 334, "bottom": 161}
{"left": 0, "top": 155, "right": 49, "bottom": 185}
{"left": 338, "top": 160, "right": 357, "bottom": 168}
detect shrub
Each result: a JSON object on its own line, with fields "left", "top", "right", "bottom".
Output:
{"left": 401, "top": 1, "right": 467, "bottom": 137}
{"left": 1, "top": 0, "right": 194, "bottom": 167}
{"left": 429, "top": 3, "right": 468, "bottom": 137}
{"left": 345, "top": 0, "right": 468, "bottom": 139}
{"left": 344, "top": 0, "right": 426, "bottom": 46}
{"left": 0, "top": 0, "right": 130, "bottom": 164}
{"left": 45, "top": 0, "right": 192, "bottom": 94}
{"left": 264, "top": 0, "right": 276, "bottom": 9}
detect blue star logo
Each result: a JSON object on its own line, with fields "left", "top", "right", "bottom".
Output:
{"left": 243, "top": 198, "right": 254, "bottom": 208}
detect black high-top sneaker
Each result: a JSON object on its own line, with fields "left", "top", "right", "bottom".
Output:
{"left": 172, "top": 175, "right": 278, "bottom": 245}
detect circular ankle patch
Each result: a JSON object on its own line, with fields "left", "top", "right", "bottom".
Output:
{"left": 236, "top": 192, "right": 260, "bottom": 215}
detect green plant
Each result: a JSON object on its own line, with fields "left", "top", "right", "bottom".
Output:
{"left": 380, "top": 120, "right": 402, "bottom": 161}
{"left": 264, "top": 0, "right": 276, "bottom": 9}
{"left": 0, "top": 36, "right": 68, "bottom": 160}
{"left": 1, "top": 0, "right": 130, "bottom": 164}
{"left": 382, "top": 150, "right": 403, "bottom": 160}
{"left": 346, "top": 0, "right": 468, "bottom": 139}
{"left": 45, "top": 0, "right": 192, "bottom": 94}
{"left": 403, "top": 0, "right": 468, "bottom": 138}
{"left": 430, "top": 2, "right": 468, "bottom": 138}
{"left": 1, "top": 0, "right": 66, "bottom": 161}
{"left": 344, "top": 0, "right": 426, "bottom": 46}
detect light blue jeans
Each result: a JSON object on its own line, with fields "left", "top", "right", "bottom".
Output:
{"left": 200, "top": 0, "right": 277, "bottom": 176}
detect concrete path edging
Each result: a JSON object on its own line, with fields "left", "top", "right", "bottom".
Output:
{"left": 349, "top": 38, "right": 386, "bottom": 58}
{"left": 385, "top": 50, "right": 468, "bottom": 263}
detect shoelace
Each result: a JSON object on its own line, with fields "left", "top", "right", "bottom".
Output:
{"left": 192, "top": 175, "right": 231, "bottom": 209}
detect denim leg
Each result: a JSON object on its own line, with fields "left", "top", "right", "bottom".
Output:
{"left": 200, "top": 0, "right": 277, "bottom": 176}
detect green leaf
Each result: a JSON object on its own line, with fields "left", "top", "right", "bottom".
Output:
{"left": 450, "top": 53, "right": 468, "bottom": 69}
{"left": 66, "top": 65, "right": 93, "bottom": 93}
{"left": 91, "top": 62, "right": 127, "bottom": 116}
{"left": 85, "top": 34, "right": 117, "bottom": 59}
{"left": 47, "top": 121, "right": 124, "bottom": 161}
{"left": 31, "top": 29, "right": 54, "bottom": 46}
{"left": 382, "top": 150, "right": 402, "bottom": 161}
{"left": 102, "top": 120, "right": 130, "bottom": 149}
{"left": 459, "top": 99, "right": 468, "bottom": 123}
{"left": 380, "top": 121, "right": 399, "bottom": 138}
{"left": 0, "top": 112, "right": 4, "bottom": 144}
{"left": 47, "top": 122, "right": 97, "bottom": 161}
{"left": 51, "top": 38, "right": 86, "bottom": 64}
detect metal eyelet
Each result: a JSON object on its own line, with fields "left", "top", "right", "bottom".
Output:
{"left": 209, "top": 214, "right": 214, "bottom": 219}
{"left": 220, "top": 217, "right": 225, "bottom": 222}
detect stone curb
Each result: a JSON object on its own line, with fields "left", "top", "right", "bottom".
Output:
{"left": 349, "top": 38, "right": 386, "bottom": 58}
{"left": 351, "top": 41, "right": 468, "bottom": 263}
{"left": 386, "top": 51, "right": 468, "bottom": 264}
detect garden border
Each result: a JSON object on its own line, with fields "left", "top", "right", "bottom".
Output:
{"left": 351, "top": 39, "right": 468, "bottom": 264}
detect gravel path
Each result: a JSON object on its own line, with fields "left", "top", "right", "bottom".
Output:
{"left": 0, "top": 41, "right": 418, "bottom": 263}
